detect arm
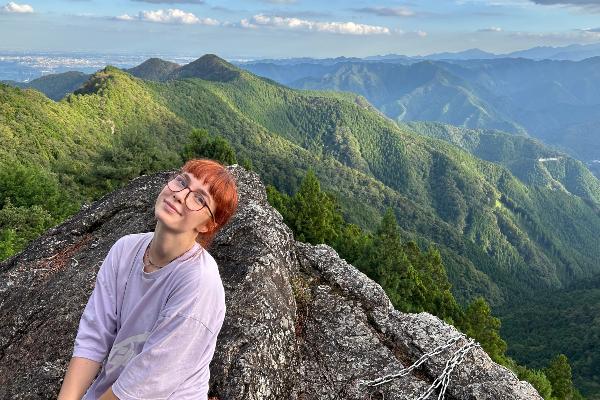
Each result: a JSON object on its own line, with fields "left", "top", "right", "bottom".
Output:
{"left": 60, "top": 239, "right": 122, "bottom": 398}
{"left": 57, "top": 357, "right": 102, "bottom": 400}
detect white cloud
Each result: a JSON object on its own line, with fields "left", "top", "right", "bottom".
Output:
{"left": 116, "top": 14, "right": 135, "bottom": 21}
{"left": 142, "top": 8, "right": 199, "bottom": 24}
{"left": 478, "top": 26, "right": 503, "bottom": 32}
{"left": 1, "top": 2, "right": 33, "bottom": 13}
{"left": 240, "top": 18, "right": 257, "bottom": 28}
{"left": 115, "top": 8, "right": 219, "bottom": 25}
{"left": 576, "top": 28, "right": 600, "bottom": 38}
{"left": 240, "top": 14, "right": 390, "bottom": 35}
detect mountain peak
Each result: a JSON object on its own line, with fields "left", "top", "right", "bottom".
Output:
{"left": 167, "top": 54, "right": 242, "bottom": 82}
{"left": 127, "top": 57, "right": 180, "bottom": 81}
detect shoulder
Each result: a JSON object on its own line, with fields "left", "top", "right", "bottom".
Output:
{"left": 166, "top": 248, "right": 226, "bottom": 332}
{"left": 112, "top": 232, "right": 152, "bottom": 249}
{"left": 102, "top": 232, "right": 152, "bottom": 275}
{"left": 178, "top": 249, "right": 224, "bottom": 303}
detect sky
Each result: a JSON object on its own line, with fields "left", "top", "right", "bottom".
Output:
{"left": 1, "top": 0, "right": 600, "bottom": 59}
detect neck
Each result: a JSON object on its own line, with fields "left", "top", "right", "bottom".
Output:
{"left": 150, "top": 221, "right": 197, "bottom": 266}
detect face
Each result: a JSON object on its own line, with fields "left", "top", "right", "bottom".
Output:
{"left": 154, "top": 171, "right": 216, "bottom": 237}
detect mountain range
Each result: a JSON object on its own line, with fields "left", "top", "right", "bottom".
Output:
{"left": 2, "top": 54, "right": 600, "bottom": 397}
{"left": 240, "top": 57, "right": 600, "bottom": 174}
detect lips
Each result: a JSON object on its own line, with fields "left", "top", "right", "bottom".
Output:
{"left": 164, "top": 199, "right": 181, "bottom": 215}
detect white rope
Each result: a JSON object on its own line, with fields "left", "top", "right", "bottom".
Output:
{"left": 357, "top": 334, "right": 481, "bottom": 400}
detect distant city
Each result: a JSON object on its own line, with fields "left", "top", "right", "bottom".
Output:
{"left": 0, "top": 51, "right": 198, "bottom": 82}
{"left": 3, "top": 42, "right": 600, "bottom": 83}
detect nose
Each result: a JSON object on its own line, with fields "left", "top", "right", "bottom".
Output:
{"left": 172, "top": 187, "right": 190, "bottom": 203}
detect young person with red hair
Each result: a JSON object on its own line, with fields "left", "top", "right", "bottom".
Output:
{"left": 58, "top": 158, "right": 239, "bottom": 400}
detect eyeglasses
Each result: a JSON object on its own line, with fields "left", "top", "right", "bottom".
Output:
{"left": 167, "top": 173, "right": 215, "bottom": 223}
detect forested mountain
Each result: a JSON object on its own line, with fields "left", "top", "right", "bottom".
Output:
{"left": 2, "top": 54, "right": 599, "bottom": 397}
{"left": 241, "top": 57, "right": 600, "bottom": 168}
{"left": 1, "top": 71, "right": 89, "bottom": 101}
{"left": 405, "top": 122, "right": 600, "bottom": 204}
{"left": 403, "top": 121, "right": 600, "bottom": 396}
{"left": 499, "top": 276, "right": 600, "bottom": 397}
{"left": 125, "top": 57, "right": 180, "bottom": 82}
{"left": 127, "top": 54, "right": 242, "bottom": 82}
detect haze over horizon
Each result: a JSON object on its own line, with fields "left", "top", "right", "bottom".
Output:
{"left": 1, "top": 0, "right": 600, "bottom": 58}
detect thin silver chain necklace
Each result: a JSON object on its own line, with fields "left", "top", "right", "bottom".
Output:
{"left": 143, "top": 238, "right": 201, "bottom": 271}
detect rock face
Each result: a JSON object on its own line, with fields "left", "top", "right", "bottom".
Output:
{"left": 0, "top": 166, "right": 541, "bottom": 399}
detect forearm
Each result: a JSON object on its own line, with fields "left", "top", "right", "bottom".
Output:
{"left": 57, "top": 356, "right": 102, "bottom": 400}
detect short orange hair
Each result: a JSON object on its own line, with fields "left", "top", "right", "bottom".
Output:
{"left": 182, "top": 158, "right": 238, "bottom": 249}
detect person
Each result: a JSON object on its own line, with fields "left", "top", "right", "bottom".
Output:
{"left": 57, "top": 158, "right": 239, "bottom": 400}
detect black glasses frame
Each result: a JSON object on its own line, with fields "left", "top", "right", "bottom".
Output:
{"left": 167, "top": 173, "right": 215, "bottom": 223}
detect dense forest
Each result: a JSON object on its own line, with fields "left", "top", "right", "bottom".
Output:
{"left": 242, "top": 57, "right": 600, "bottom": 166}
{"left": 1, "top": 54, "right": 599, "bottom": 398}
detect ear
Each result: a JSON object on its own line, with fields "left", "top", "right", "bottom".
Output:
{"left": 195, "top": 223, "right": 210, "bottom": 234}
{"left": 195, "top": 220, "right": 215, "bottom": 234}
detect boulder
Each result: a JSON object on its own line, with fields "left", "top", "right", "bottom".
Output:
{"left": 0, "top": 166, "right": 541, "bottom": 399}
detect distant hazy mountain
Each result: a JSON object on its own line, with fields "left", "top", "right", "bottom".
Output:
{"left": 292, "top": 61, "right": 525, "bottom": 134}
{"left": 234, "top": 43, "right": 600, "bottom": 66}
{"left": 237, "top": 56, "right": 366, "bottom": 66}
{"left": 506, "top": 43, "right": 600, "bottom": 61}
{"left": 421, "top": 48, "right": 498, "bottom": 60}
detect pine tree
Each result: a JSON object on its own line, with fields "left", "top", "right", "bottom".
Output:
{"left": 515, "top": 365, "right": 554, "bottom": 400}
{"left": 288, "top": 169, "right": 343, "bottom": 245}
{"left": 356, "top": 208, "right": 426, "bottom": 312}
{"left": 181, "top": 128, "right": 237, "bottom": 165}
{"left": 332, "top": 223, "right": 371, "bottom": 265}
{"left": 545, "top": 354, "right": 574, "bottom": 400}
{"left": 464, "top": 297, "right": 507, "bottom": 364}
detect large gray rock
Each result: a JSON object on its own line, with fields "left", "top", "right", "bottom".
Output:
{"left": 0, "top": 166, "right": 541, "bottom": 399}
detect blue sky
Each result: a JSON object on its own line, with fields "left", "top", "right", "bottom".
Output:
{"left": 1, "top": 0, "right": 600, "bottom": 58}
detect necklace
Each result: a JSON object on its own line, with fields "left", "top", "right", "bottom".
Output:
{"left": 143, "top": 238, "right": 200, "bottom": 271}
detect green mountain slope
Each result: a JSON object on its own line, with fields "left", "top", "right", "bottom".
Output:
{"left": 406, "top": 121, "right": 600, "bottom": 205}
{"left": 138, "top": 59, "right": 600, "bottom": 303}
{"left": 499, "top": 274, "right": 600, "bottom": 398}
{"left": 293, "top": 61, "right": 524, "bottom": 134}
{"left": 1, "top": 71, "right": 90, "bottom": 101}
{"left": 243, "top": 58, "right": 600, "bottom": 169}
{"left": 3, "top": 55, "right": 600, "bottom": 397}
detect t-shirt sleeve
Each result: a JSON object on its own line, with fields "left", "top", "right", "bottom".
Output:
{"left": 71, "top": 238, "right": 122, "bottom": 363}
{"left": 112, "top": 266, "right": 226, "bottom": 399}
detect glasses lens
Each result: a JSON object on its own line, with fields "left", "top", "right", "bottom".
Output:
{"left": 186, "top": 194, "right": 205, "bottom": 212}
{"left": 167, "top": 174, "right": 186, "bottom": 191}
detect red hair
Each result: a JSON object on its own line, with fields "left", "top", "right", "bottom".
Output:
{"left": 182, "top": 158, "right": 239, "bottom": 249}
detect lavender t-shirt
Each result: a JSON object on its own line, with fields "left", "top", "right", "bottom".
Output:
{"left": 72, "top": 232, "right": 226, "bottom": 400}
